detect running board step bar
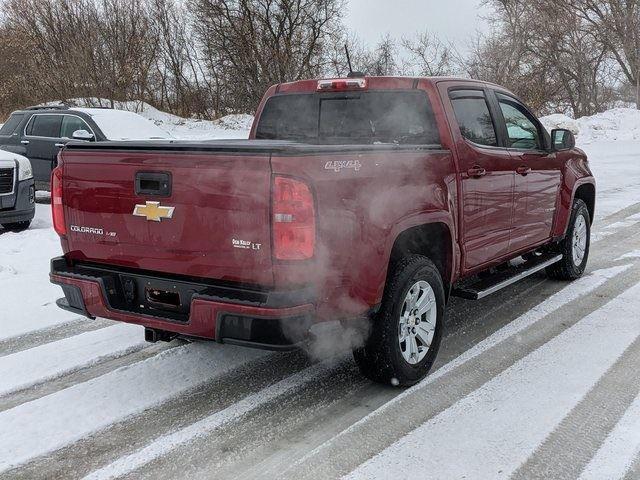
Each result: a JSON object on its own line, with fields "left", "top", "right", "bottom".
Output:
{"left": 451, "top": 253, "right": 563, "bottom": 300}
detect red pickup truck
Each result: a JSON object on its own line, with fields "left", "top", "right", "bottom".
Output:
{"left": 50, "top": 76, "right": 595, "bottom": 386}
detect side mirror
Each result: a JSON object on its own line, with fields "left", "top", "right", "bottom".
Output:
{"left": 72, "top": 129, "right": 94, "bottom": 141}
{"left": 551, "top": 129, "right": 575, "bottom": 151}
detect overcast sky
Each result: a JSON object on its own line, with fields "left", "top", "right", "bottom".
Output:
{"left": 344, "top": 0, "right": 490, "bottom": 51}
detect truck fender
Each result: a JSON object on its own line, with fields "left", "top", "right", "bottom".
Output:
{"left": 376, "top": 212, "right": 457, "bottom": 303}
{"left": 553, "top": 178, "right": 596, "bottom": 239}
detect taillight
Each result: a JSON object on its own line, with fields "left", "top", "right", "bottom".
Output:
{"left": 272, "top": 176, "right": 315, "bottom": 260}
{"left": 51, "top": 166, "right": 66, "bottom": 236}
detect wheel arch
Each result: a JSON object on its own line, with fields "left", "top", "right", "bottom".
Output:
{"left": 386, "top": 221, "right": 455, "bottom": 301}
{"left": 573, "top": 183, "right": 595, "bottom": 225}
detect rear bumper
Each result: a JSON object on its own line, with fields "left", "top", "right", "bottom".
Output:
{"left": 50, "top": 257, "right": 316, "bottom": 350}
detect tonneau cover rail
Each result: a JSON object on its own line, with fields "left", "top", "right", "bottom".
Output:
{"left": 65, "top": 139, "right": 446, "bottom": 155}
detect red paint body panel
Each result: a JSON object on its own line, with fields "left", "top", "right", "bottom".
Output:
{"left": 269, "top": 148, "right": 456, "bottom": 318}
{"left": 61, "top": 150, "right": 274, "bottom": 286}
{"left": 52, "top": 76, "right": 595, "bottom": 343}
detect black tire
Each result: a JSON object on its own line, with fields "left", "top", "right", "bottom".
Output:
{"left": 1, "top": 221, "right": 31, "bottom": 232}
{"left": 546, "top": 199, "right": 590, "bottom": 280}
{"left": 353, "top": 255, "right": 445, "bottom": 387}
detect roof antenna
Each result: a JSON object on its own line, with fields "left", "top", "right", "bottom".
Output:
{"left": 345, "top": 44, "right": 364, "bottom": 78}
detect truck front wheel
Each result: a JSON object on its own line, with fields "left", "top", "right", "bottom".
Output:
{"left": 546, "top": 198, "right": 591, "bottom": 280}
{"left": 353, "top": 255, "right": 445, "bottom": 387}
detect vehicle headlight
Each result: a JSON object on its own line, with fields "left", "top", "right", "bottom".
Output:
{"left": 16, "top": 157, "right": 33, "bottom": 181}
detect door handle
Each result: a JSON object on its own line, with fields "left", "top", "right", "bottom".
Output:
{"left": 467, "top": 166, "right": 487, "bottom": 178}
{"left": 55, "top": 143, "right": 66, "bottom": 148}
{"left": 516, "top": 165, "right": 532, "bottom": 176}
{"left": 20, "top": 140, "right": 29, "bottom": 145}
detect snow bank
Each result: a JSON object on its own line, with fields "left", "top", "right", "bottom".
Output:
{"left": 541, "top": 108, "right": 640, "bottom": 144}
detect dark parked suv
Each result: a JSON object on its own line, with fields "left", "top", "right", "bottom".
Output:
{"left": 0, "top": 105, "right": 170, "bottom": 189}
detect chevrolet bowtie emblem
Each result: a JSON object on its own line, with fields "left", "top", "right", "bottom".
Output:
{"left": 132, "top": 201, "right": 175, "bottom": 222}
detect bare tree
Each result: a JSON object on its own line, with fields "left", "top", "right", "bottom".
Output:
{"left": 1, "top": 0, "right": 158, "bottom": 107}
{"left": 189, "top": 0, "right": 344, "bottom": 113}
{"left": 402, "top": 31, "right": 455, "bottom": 77}
{"left": 466, "top": 0, "right": 615, "bottom": 116}
{"left": 569, "top": 0, "right": 640, "bottom": 108}
{"left": 0, "top": 24, "right": 43, "bottom": 116}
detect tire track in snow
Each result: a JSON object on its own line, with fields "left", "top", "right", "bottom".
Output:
{"left": 592, "top": 210, "right": 640, "bottom": 243}
{"left": 279, "top": 264, "right": 634, "bottom": 480}
{"left": 346, "top": 280, "right": 640, "bottom": 480}
{"left": 578, "top": 391, "right": 640, "bottom": 480}
{"left": 0, "top": 342, "right": 267, "bottom": 473}
{"left": 8, "top": 350, "right": 316, "bottom": 479}
{"left": 0, "top": 317, "right": 114, "bottom": 357}
{"left": 0, "top": 340, "right": 177, "bottom": 413}
{"left": 129, "top": 361, "right": 368, "bottom": 480}
{"left": 83, "top": 359, "right": 341, "bottom": 480}
{"left": 511, "top": 332, "right": 640, "bottom": 479}
{"left": 0, "top": 324, "right": 146, "bottom": 397}
{"left": 623, "top": 453, "right": 640, "bottom": 480}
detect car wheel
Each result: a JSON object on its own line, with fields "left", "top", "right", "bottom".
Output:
{"left": 546, "top": 199, "right": 590, "bottom": 280}
{"left": 353, "top": 255, "right": 445, "bottom": 387}
{"left": 1, "top": 221, "right": 31, "bottom": 232}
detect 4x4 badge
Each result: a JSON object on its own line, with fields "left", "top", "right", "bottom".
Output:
{"left": 133, "top": 201, "right": 175, "bottom": 222}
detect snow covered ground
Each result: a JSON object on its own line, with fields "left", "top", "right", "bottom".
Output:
{"left": 1, "top": 108, "right": 640, "bottom": 479}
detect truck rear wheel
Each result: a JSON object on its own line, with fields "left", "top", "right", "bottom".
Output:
{"left": 546, "top": 198, "right": 590, "bottom": 280}
{"left": 353, "top": 255, "right": 445, "bottom": 387}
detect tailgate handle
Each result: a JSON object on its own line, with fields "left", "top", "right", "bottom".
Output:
{"left": 135, "top": 172, "right": 172, "bottom": 197}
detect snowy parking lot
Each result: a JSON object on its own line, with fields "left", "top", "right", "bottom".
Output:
{"left": 1, "top": 110, "right": 640, "bottom": 479}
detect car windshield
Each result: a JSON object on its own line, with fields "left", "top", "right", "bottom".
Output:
{"left": 71, "top": 108, "right": 172, "bottom": 140}
{"left": 255, "top": 90, "right": 441, "bottom": 145}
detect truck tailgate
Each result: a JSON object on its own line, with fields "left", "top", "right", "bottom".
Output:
{"left": 61, "top": 149, "right": 274, "bottom": 286}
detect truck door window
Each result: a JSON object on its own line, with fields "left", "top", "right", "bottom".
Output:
{"left": 496, "top": 93, "right": 541, "bottom": 150}
{"left": 449, "top": 89, "right": 498, "bottom": 147}
{"left": 256, "top": 91, "right": 440, "bottom": 145}
{"left": 0, "top": 114, "right": 25, "bottom": 135}
{"left": 26, "top": 114, "right": 63, "bottom": 138}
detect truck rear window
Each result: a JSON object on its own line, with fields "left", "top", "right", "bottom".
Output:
{"left": 256, "top": 91, "right": 440, "bottom": 145}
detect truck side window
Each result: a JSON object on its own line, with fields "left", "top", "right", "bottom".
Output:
{"left": 26, "top": 114, "right": 63, "bottom": 138}
{"left": 449, "top": 90, "right": 498, "bottom": 147}
{"left": 496, "top": 93, "right": 541, "bottom": 150}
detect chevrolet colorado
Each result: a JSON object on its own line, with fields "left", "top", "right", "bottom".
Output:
{"left": 50, "top": 76, "right": 595, "bottom": 386}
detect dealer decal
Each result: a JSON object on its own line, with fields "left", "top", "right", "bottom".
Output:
{"left": 232, "top": 238, "right": 262, "bottom": 251}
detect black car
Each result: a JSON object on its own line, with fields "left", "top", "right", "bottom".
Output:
{"left": 0, "top": 105, "right": 171, "bottom": 189}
